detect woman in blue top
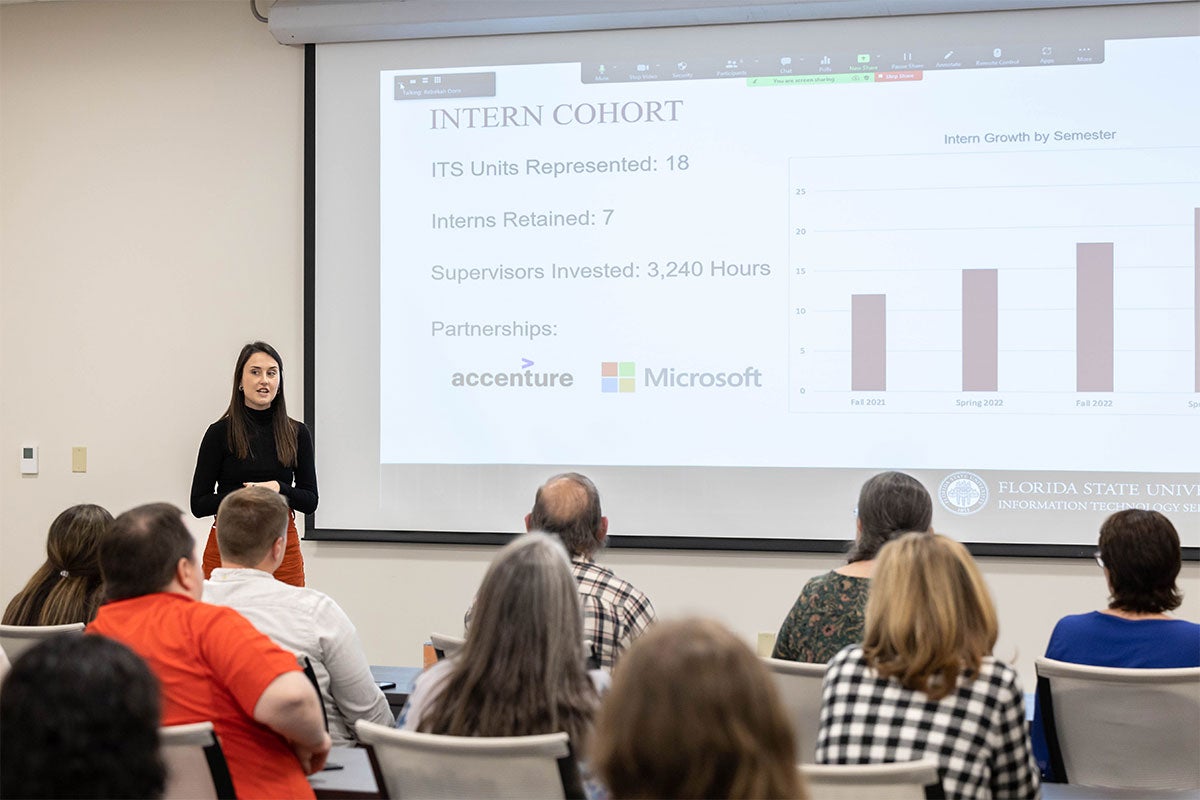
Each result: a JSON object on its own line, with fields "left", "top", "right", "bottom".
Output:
{"left": 1032, "top": 509, "right": 1200, "bottom": 780}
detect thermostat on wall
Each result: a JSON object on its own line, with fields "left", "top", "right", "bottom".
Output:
{"left": 20, "top": 444, "right": 38, "bottom": 475}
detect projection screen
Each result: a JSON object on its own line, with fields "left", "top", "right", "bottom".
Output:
{"left": 308, "top": 2, "right": 1199, "bottom": 554}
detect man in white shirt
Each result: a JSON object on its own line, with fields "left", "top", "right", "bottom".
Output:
{"left": 203, "top": 486, "right": 393, "bottom": 745}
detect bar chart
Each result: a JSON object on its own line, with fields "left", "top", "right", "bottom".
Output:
{"left": 787, "top": 147, "right": 1199, "bottom": 414}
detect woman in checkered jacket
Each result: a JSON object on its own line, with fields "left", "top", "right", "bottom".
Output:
{"left": 816, "top": 531, "right": 1040, "bottom": 800}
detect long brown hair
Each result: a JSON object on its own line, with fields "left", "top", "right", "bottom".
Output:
{"left": 3, "top": 505, "right": 111, "bottom": 626}
{"left": 418, "top": 533, "right": 599, "bottom": 747}
{"left": 863, "top": 531, "right": 998, "bottom": 700}
{"left": 591, "top": 618, "right": 805, "bottom": 800}
{"left": 221, "top": 341, "right": 297, "bottom": 467}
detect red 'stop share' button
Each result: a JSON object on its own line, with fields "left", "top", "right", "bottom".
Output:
{"left": 875, "top": 71, "right": 923, "bottom": 82}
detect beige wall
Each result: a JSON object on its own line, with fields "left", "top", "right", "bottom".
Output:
{"left": 2, "top": 1, "right": 1196, "bottom": 691}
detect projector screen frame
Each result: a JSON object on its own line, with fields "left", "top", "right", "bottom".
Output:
{"left": 299, "top": 4, "right": 1199, "bottom": 560}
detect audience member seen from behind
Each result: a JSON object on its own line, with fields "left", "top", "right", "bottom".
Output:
{"left": 772, "top": 471, "right": 932, "bottom": 663}
{"left": 591, "top": 617, "right": 807, "bottom": 800}
{"left": 1031, "top": 509, "right": 1200, "bottom": 780}
{"left": 88, "top": 502, "right": 330, "bottom": 799}
{"left": 465, "top": 472, "right": 655, "bottom": 670}
{"left": 203, "top": 486, "right": 393, "bottom": 745}
{"left": 2, "top": 504, "right": 111, "bottom": 626}
{"left": 817, "top": 531, "right": 1039, "bottom": 799}
{"left": 0, "top": 633, "right": 166, "bottom": 800}
{"left": 400, "top": 533, "right": 604, "bottom": 759}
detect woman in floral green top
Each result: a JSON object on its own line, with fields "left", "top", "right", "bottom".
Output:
{"left": 771, "top": 472, "right": 933, "bottom": 663}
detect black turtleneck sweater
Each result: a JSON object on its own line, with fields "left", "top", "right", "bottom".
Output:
{"left": 189, "top": 405, "right": 318, "bottom": 518}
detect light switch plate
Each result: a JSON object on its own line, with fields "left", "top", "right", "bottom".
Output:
{"left": 72, "top": 446, "right": 87, "bottom": 473}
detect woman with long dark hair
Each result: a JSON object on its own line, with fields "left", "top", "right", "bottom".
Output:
{"left": 190, "top": 341, "right": 317, "bottom": 586}
{"left": 3, "top": 504, "right": 111, "bottom": 626}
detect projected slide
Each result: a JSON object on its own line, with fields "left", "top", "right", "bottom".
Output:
{"left": 377, "top": 37, "right": 1199, "bottom": 474}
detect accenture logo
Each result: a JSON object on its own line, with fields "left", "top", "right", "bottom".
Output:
{"left": 939, "top": 471, "right": 989, "bottom": 515}
{"left": 451, "top": 358, "right": 574, "bottom": 389}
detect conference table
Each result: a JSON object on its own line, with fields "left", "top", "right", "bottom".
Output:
{"left": 369, "top": 664, "right": 423, "bottom": 719}
{"left": 309, "top": 747, "right": 380, "bottom": 800}
{"left": 310, "top": 664, "right": 421, "bottom": 800}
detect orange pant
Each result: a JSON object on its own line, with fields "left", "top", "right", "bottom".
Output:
{"left": 202, "top": 510, "right": 305, "bottom": 587}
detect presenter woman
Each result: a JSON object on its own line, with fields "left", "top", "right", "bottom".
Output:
{"left": 190, "top": 341, "right": 316, "bottom": 586}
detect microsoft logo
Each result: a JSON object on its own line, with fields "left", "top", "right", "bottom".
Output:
{"left": 601, "top": 361, "right": 636, "bottom": 393}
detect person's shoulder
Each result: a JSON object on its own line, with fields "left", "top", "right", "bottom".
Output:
{"left": 1158, "top": 616, "right": 1200, "bottom": 632}
{"left": 189, "top": 597, "right": 249, "bottom": 622}
{"left": 822, "top": 646, "right": 874, "bottom": 695}
{"left": 413, "top": 658, "right": 455, "bottom": 693}
{"left": 609, "top": 567, "right": 653, "bottom": 605}
{"left": 827, "top": 643, "right": 866, "bottom": 672}
{"left": 223, "top": 577, "right": 324, "bottom": 612}
{"left": 187, "top": 598, "right": 272, "bottom": 639}
{"left": 304, "top": 585, "right": 352, "bottom": 621}
{"left": 1054, "top": 609, "right": 1104, "bottom": 629}
{"left": 808, "top": 569, "right": 867, "bottom": 593}
{"left": 976, "top": 656, "right": 1024, "bottom": 697}
{"left": 573, "top": 557, "right": 625, "bottom": 590}
{"left": 1149, "top": 616, "right": 1200, "bottom": 657}
{"left": 572, "top": 556, "right": 612, "bottom": 578}
{"left": 198, "top": 417, "right": 230, "bottom": 446}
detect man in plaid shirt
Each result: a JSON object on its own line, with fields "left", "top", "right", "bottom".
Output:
{"left": 465, "top": 472, "right": 655, "bottom": 670}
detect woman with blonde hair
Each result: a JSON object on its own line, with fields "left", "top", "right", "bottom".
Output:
{"left": 398, "top": 532, "right": 602, "bottom": 753}
{"left": 3, "top": 504, "right": 111, "bottom": 626}
{"left": 591, "top": 617, "right": 806, "bottom": 800}
{"left": 817, "top": 531, "right": 1039, "bottom": 799}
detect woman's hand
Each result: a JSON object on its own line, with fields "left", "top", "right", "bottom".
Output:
{"left": 244, "top": 480, "right": 282, "bottom": 493}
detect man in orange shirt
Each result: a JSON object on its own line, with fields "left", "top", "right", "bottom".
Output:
{"left": 89, "top": 503, "right": 330, "bottom": 799}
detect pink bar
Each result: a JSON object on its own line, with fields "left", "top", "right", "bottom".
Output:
{"left": 1195, "top": 209, "right": 1198, "bottom": 393}
{"left": 1077, "top": 243, "right": 1114, "bottom": 392}
{"left": 852, "top": 294, "right": 886, "bottom": 391}
{"left": 963, "top": 269, "right": 998, "bottom": 391}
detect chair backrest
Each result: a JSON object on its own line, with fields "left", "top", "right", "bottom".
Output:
{"left": 1035, "top": 657, "right": 1200, "bottom": 790}
{"left": 762, "top": 656, "right": 827, "bottom": 762}
{"left": 0, "top": 622, "right": 85, "bottom": 662}
{"left": 800, "top": 757, "right": 944, "bottom": 800}
{"left": 355, "top": 720, "right": 583, "bottom": 799}
{"left": 159, "top": 722, "right": 237, "bottom": 800}
{"left": 430, "top": 632, "right": 465, "bottom": 660}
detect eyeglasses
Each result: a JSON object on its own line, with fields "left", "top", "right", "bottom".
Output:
{"left": 1094, "top": 551, "right": 1105, "bottom": 569}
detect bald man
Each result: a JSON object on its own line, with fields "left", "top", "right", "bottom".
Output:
{"left": 467, "top": 473, "right": 655, "bottom": 669}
